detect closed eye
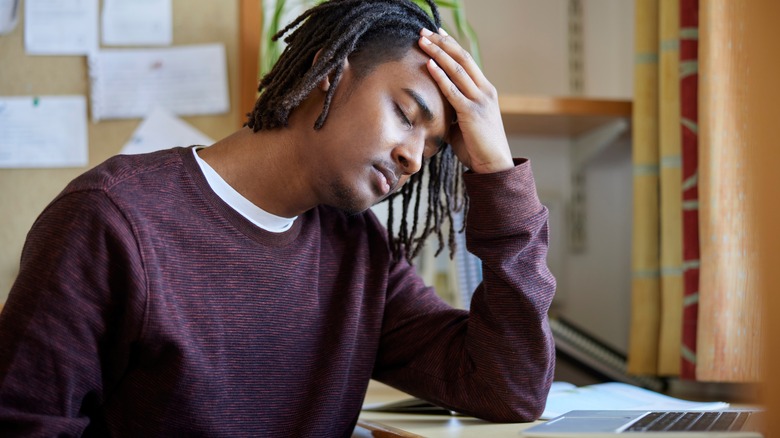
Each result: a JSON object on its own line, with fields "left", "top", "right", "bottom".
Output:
{"left": 394, "top": 104, "right": 413, "bottom": 129}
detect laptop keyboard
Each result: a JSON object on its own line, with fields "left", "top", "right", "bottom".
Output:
{"left": 624, "top": 411, "right": 751, "bottom": 432}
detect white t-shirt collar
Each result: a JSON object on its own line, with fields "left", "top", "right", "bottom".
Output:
{"left": 192, "top": 147, "right": 296, "bottom": 233}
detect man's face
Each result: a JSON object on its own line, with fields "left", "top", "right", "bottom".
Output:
{"left": 305, "top": 48, "right": 453, "bottom": 214}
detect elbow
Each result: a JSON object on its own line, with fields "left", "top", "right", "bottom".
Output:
{"left": 491, "top": 388, "right": 550, "bottom": 423}
{"left": 468, "top": 397, "right": 547, "bottom": 423}
{"left": 492, "top": 354, "right": 556, "bottom": 422}
{"left": 511, "top": 395, "right": 548, "bottom": 422}
{"left": 469, "top": 371, "right": 555, "bottom": 423}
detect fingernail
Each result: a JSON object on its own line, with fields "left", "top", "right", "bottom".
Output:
{"left": 421, "top": 36, "right": 432, "bottom": 45}
{"left": 438, "top": 27, "right": 449, "bottom": 36}
{"left": 421, "top": 28, "right": 433, "bottom": 36}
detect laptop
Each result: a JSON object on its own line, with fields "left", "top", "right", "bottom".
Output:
{"left": 522, "top": 409, "right": 764, "bottom": 437}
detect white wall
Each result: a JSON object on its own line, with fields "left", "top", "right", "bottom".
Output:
{"left": 458, "top": 0, "right": 570, "bottom": 95}
{"left": 461, "top": 0, "right": 635, "bottom": 353}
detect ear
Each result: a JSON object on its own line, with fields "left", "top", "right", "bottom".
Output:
{"left": 318, "top": 75, "right": 331, "bottom": 93}
{"left": 312, "top": 49, "right": 330, "bottom": 92}
{"left": 312, "top": 48, "right": 349, "bottom": 93}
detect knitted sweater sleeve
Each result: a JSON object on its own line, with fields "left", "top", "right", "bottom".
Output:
{"left": 372, "top": 159, "right": 556, "bottom": 422}
{"left": 0, "top": 190, "right": 146, "bottom": 436}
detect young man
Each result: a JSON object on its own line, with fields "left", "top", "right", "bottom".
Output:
{"left": 0, "top": 0, "right": 556, "bottom": 436}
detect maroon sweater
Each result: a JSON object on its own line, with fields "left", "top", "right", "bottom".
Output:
{"left": 0, "top": 147, "right": 555, "bottom": 437}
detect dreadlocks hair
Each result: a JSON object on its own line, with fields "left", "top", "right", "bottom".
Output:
{"left": 245, "top": 0, "right": 469, "bottom": 262}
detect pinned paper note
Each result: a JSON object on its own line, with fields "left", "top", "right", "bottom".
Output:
{"left": 102, "top": 0, "right": 172, "bottom": 46}
{"left": 0, "top": 0, "right": 20, "bottom": 35}
{"left": 24, "top": 0, "right": 98, "bottom": 55}
{"left": 88, "top": 44, "right": 230, "bottom": 121}
{"left": 121, "top": 107, "right": 213, "bottom": 155}
{"left": 0, "top": 96, "right": 88, "bottom": 168}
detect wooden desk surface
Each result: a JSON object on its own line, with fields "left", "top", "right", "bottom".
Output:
{"left": 356, "top": 380, "right": 542, "bottom": 437}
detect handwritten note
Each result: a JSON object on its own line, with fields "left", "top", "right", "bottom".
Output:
{"left": 0, "top": 96, "right": 88, "bottom": 168}
{"left": 88, "top": 44, "right": 230, "bottom": 121}
{"left": 121, "top": 107, "right": 213, "bottom": 155}
{"left": 24, "top": 0, "right": 98, "bottom": 55}
{"left": 102, "top": 0, "right": 172, "bottom": 46}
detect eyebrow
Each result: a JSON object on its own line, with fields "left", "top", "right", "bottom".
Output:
{"left": 403, "top": 87, "right": 446, "bottom": 149}
{"left": 403, "top": 88, "right": 435, "bottom": 122}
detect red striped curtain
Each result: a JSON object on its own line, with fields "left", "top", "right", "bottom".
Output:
{"left": 679, "top": 0, "right": 699, "bottom": 380}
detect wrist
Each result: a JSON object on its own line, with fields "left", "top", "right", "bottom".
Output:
{"left": 468, "top": 156, "right": 515, "bottom": 174}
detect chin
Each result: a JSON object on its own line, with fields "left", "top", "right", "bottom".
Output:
{"left": 328, "top": 182, "right": 375, "bottom": 215}
{"left": 337, "top": 196, "right": 376, "bottom": 215}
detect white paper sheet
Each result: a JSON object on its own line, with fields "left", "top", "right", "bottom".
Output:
{"left": 24, "top": 0, "right": 98, "bottom": 55}
{"left": 541, "top": 382, "right": 730, "bottom": 420}
{"left": 0, "top": 96, "right": 88, "bottom": 168}
{"left": 102, "top": 0, "right": 172, "bottom": 46}
{"left": 121, "top": 107, "right": 213, "bottom": 155}
{"left": 0, "top": 0, "right": 21, "bottom": 35}
{"left": 88, "top": 44, "right": 230, "bottom": 121}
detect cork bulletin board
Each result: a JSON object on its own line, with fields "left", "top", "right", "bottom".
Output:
{"left": 0, "top": 0, "right": 246, "bottom": 300}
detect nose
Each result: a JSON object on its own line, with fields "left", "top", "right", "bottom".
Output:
{"left": 392, "top": 138, "right": 424, "bottom": 175}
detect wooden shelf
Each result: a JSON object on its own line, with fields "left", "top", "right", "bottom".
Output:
{"left": 499, "top": 95, "right": 632, "bottom": 137}
{"left": 497, "top": 96, "right": 632, "bottom": 251}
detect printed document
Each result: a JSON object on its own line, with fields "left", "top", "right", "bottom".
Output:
{"left": 102, "top": 0, "right": 172, "bottom": 46}
{"left": 24, "top": 0, "right": 98, "bottom": 55}
{"left": 0, "top": 96, "right": 88, "bottom": 168}
{"left": 542, "top": 382, "right": 730, "bottom": 420}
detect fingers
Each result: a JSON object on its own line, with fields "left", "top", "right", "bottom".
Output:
{"left": 416, "top": 27, "right": 513, "bottom": 175}
{"left": 423, "top": 56, "right": 468, "bottom": 114}
{"left": 418, "top": 28, "right": 489, "bottom": 98}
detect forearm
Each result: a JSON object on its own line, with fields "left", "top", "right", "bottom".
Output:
{"left": 464, "top": 203, "right": 556, "bottom": 421}
{"left": 375, "top": 159, "right": 556, "bottom": 422}
{"left": 452, "top": 159, "right": 556, "bottom": 420}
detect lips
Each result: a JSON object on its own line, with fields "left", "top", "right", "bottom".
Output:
{"left": 373, "top": 165, "right": 399, "bottom": 196}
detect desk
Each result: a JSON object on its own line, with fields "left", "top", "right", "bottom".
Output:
{"left": 356, "top": 381, "right": 542, "bottom": 437}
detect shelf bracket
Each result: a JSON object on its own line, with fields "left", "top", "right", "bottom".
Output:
{"left": 568, "top": 118, "right": 630, "bottom": 252}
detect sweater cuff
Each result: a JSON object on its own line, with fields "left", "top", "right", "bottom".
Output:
{"left": 462, "top": 158, "right": 543, "bottom": 232}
